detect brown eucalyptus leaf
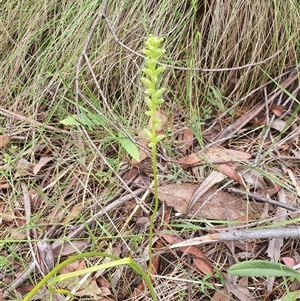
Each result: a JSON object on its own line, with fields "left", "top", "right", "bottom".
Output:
{"left": 60, "top": 240, "right": 90, "bottom": 256}
{"left": 177, "top": 153, "right": 201, "bottom": 167}
{"left": 188, "top": 171, "right": 225, "bottom": 212}
{"left": 177, "top": 146, "right": 251, "bottom": 168}
{"left": 157, "top": 184, "right": 263, "bottom": 220}
{"left": 212, "top": 288, "right": 231, "bottom": 301}
{"left": 204, "top": 146, "right": 251, "bottom": 163}
{"left": 14, "top": 158, "right": 33, "bottom": 177}
{"left": 287, "top": 168, "right": 300, "bottom": 197}
{"left": 217, "top": 164, "right": 244, "bottom": 186}
{"left": 131, "top": 131, "right": 149, "bottom": 164}
{"left": 225, "top": 275, "right": 255, "bottom": 301}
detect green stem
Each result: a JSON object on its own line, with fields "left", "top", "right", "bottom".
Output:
{"left": 148, "top": 124, "right": 159, "bottom": 277}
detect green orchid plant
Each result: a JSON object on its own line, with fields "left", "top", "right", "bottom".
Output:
{"left": 141, "top": 34, "right": 166, "bottom": 276}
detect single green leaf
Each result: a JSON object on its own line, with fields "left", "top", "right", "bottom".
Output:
{"left": 59, "top": 113, "right": 93, "bottom": 128}
{"left": 281, "top": 291, "right": 300, "bottom": 301}
{"left": 60, "top": 113, "right": 106, "bottom": 129}
{"left": 117, "top": 134, "right": 139, "bottom": 162}
{"left": 59, "top": 115, "right": 80, "bottom": 126}
{"left": 228, "top": 260, "right": 300, "bottom": 280}
{"left": 79, "top": 113, "right": 94, "bottom": 128}
{"left": 87, "top": 113, "right": 106, "bottom": 127}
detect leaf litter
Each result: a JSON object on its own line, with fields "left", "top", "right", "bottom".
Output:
{"left": 2, "top": 82, "right": 300, "bottom": 301}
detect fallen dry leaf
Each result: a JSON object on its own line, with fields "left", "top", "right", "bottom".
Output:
{"left": 282, "top": 257, "right": 297, "bottom": 267}
{"left": 0, "top": 207, "right": 15, "bottom": 222}
{"left": 217, "top": 164, "right": 244, "bottom": 187}
{"left": 271, "top": 119, "right": 286, "bottom": 132}
{"left": 181, "top": 127, "right": 194, "bottom": 154}
{"left": 14, "top": 158, "right": 33, "bottom": 177}
{"left": 0, "top": 134, "right": 10, "bottom": 148}
{"left": 270, "top": 104, "right": 285, "bottom": 117}
{"left": 204, "top": 147, "right": 251, "bottom": 163}
{"left": 178, "top": 146, "right": 251, "bottom": 168}
{"left": 131, "top": 110, "right": 171, "bottom": 165}
{"left": 60, "top": 240, "right": 90, "bottom": 256}
{"left": 157, "top": 183, "right": 263, "bottom": 220}
{"left": 188, "top": 171, "right": 225, "bottom": 212}
{"left": 287, "top": 168, "right": 300, "bottom": 197}
{"left": 162, "top": 234, "right": 212, "bottom": 274}
{"left": 131, "top": 131, "right": 149, "bottom": 164}
{"left": 177, "top": 153, "right": 201, "bottom": 167}
{"left": 37, "top": 241, "right": 54, "bottom": 273}
{"left": 0, "top": 179, "right": 10, "bottom": 189}
{"left": 60, "top": 259, "right": 83, "bottom": 275}
{"left": 59, "top": 259, "right": 108, "bottom": 298}
{"left": 33, "top": 156, "right": 53, "bottom": 175}
{"left": 75, "top": 279, "right": 110, "bottom": 298}
{"left": 225, "top": 275, "right": 254, "bottom": 301}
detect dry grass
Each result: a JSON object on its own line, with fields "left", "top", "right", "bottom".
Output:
{"left": 0, "top": 0, "right": 300, "bottom": 300}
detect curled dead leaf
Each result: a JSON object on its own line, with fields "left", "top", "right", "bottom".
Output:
{"left": 271, "top": 119, "right": 286, "bottom": 132}
{"left": 270, "top": 104, "right": 285, "bottom": 117}
{"left": 162, "top": 234, "right": 212, "bottom": 274}
{"left": 217, "top": 164, "right": 245, "bottom": 187}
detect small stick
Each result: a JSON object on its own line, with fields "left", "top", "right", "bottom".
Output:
{"left": 170, "top": 226, "right": 300, "bottom": 248}
{"left": 228, "top": 187, "right": 297, "bottom": 211}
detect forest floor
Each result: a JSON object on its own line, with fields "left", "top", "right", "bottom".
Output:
{"left": 0, "top": 0, "right": 300, "bottom": 300}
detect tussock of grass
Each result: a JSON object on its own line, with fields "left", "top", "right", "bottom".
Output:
{"left": 0, "top": 0, "right": 300, "bottom": 300}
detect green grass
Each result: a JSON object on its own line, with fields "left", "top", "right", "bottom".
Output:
{"left": 1, "top": 0, "right": 300, "bottom": 300}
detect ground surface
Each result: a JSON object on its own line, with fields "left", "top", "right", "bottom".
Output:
{"left": 0, "top": 0, "right": 300, "bottom": 300}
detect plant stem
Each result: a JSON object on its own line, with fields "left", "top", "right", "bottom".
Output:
{"left": 148, "top": 124, "right": 159, "bottom": 277}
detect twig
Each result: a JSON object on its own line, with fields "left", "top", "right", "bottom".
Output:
{"left": 228, "top": 187, "right": 297, "bottom": 211}
{"left": 170, "top": 226, "right": 300, "bottom": 248}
